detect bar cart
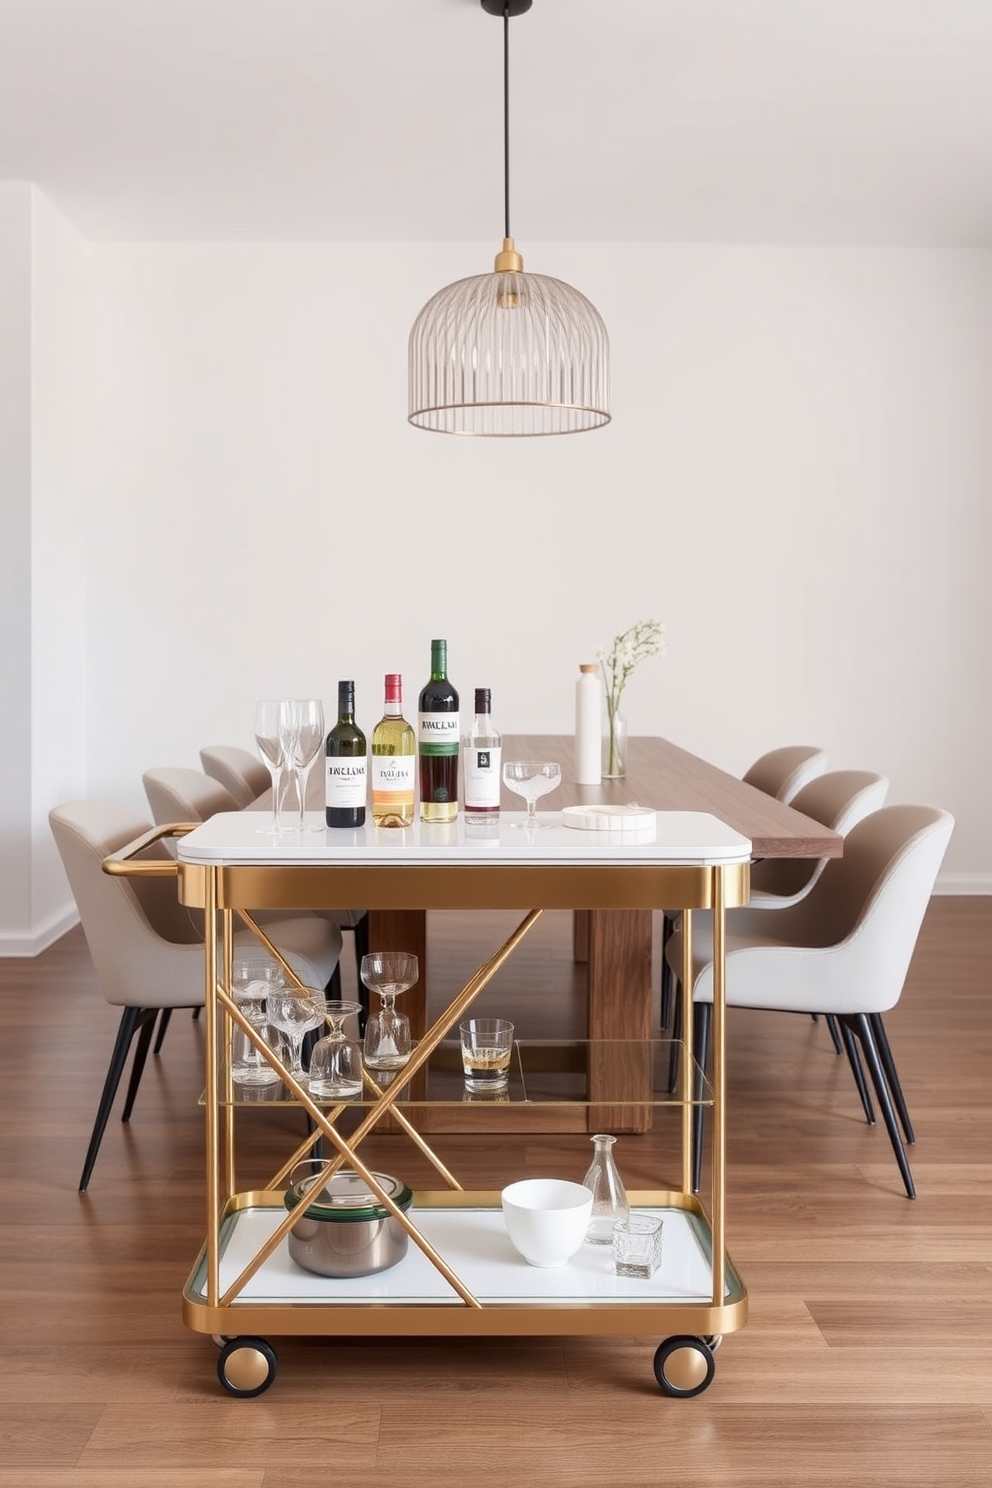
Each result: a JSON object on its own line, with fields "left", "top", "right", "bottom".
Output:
{"left": 106, "top": 809, "right": 751, "bottom": 1398}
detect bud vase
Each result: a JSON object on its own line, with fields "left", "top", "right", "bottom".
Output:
{"left": 602, "top": 709, "right": 628, "bottom": 779}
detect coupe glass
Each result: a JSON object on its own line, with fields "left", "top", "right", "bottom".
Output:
{"left": 308, "top": 1000, "right": 364, "bottom": 1099}
{"left": 283, "top": 697, "right": 325, "bottom": 832}
{"left": 266, "top": 983, "right": 327, "bottom": 1086}
{"left": 254, "top": 699, "right": 289, "bottom": 833}
{"left": 361, "top": 951, "right": 418, "bottom": 1070}
{"left": 501, "top": 761, "right": 562, "bottom": 829}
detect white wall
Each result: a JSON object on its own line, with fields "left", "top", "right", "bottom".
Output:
{"left": 0, "top": 185, "right": 89, "bottom": 953}
{"left": 85, "top": 241, "right": 990, "bottom": 886}
{"left": 2, "top": 233, "right": 989, "bottom": 951}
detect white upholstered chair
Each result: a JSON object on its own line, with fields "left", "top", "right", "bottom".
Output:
{"left": 199, "top": 745, "right": 270, "bottom": 808}
{"left": 49, "top": 800, "right": 342, "bottom": 1190}
{"left": 142, "top": 767, "right": 369, "bottom": 1002}
{"left": 666, "top": 804, "right": 954, "bottom": 1199}
{"left": 741, "top": 744, "right": 830, "bottom": 803}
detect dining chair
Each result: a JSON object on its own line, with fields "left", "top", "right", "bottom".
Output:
{"left": 665, "top": 804, "right": 954, "bottom": 1199}
{"left": 199, "top": 745, "right": 270, "bottom": 808}
{"left": 142, "top": 767, "right": 369, "bottom": 1005}
{"left": 49, "top": 800, "right": 343, "bottom": 1190}
{"left": 741, "top": 744, "right": 830, "bottom": 804}
{"left": 665, "top": 769, "right": 892, "bottom": 1117}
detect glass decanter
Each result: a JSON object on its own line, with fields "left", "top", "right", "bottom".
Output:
{"left": 582, "top": 1132, "right": 630, "bottom": 1244}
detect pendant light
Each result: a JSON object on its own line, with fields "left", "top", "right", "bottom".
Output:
{"left": 408, "top": 0, "right": 611, "bottom": 437}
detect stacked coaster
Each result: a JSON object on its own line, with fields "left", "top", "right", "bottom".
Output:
{"left": 561, "top": 804, "right": 657, "bottom": 833}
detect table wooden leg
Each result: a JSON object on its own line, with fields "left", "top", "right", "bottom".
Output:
{"left": 573, "top": 909, "right": 590, "bottom": 962}
{"left": 587, "top": 909, "right": 654, "bottom": 1133}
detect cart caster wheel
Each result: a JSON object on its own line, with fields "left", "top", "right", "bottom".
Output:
{"left": 653, "top": 1335, "right": 716, "bottom": 1398}
{"left": 217, "top": 1337, "right": 278, "bottom": 1397}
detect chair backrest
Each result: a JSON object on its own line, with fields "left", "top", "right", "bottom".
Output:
{"left": 750, "top": 769, "right": 890, "bottom": 900}
{"left": 143, "top": 767, "right": 241, "bottom": 827}
{"left": 742, "top": 745, "right": 829, "bottom": 803}
{"left": 49, "top": 801, "right": 206, "bottom": 1010}
{"left": 772, "top": 804, "right": 954, "bottom": 1012}
{"left": 199, "top": 745, "right": 269, "bottom": 807}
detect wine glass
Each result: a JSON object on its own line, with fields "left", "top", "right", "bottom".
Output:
{"left": 361, "top": 951, "right": 418, "bottom": 1070}
{"left": 308, "top": 1000, "right": 364, "bottom": 1099}
{"left": 266, "top": 983, "right": 327, "bottom": 1086}
{"left": 501, "top": 761, "right": 562, "bottom": 829}
{"left": 254, "top": 699, "right": 289, "bottom": 833}
{"left": 283, "top": 698, "right": 325, "bottom": 833}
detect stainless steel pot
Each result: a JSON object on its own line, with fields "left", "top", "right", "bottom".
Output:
{"left": 283, "top": 1164, "right": 413, "bottom": 1278}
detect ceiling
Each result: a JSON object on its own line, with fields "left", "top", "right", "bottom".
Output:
{"left": 2, "top": 0, "right": 992, "bottom": 245}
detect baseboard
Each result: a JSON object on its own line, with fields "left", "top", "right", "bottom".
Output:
{"left": 0, "top": 905, "right": 79, "bottom": 958}
{"left": 933, "top": 873, "right": 992, "bottom": 895}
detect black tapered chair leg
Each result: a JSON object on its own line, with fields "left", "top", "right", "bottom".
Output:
{"left": 691, "top": 1002, "right": 712, "bottom": 1195}
{"left": 839, "top": 1019, "right": 875, "bottom": 1125}
{"left": 121, "top": 1008, "right": 158, "bottom": 1122}
{"left": 870, "top": 1012, "right": 915, "bottom": 1144}
{"left": 659, "top": 913, "right": 675, "bottom": 1031}
{"left": 844, "top": 1013, "right": 916, "bottom": 1199}
{"left": 353, "top": 914, "right": 371, "bottom": 1025}
{"left": 153, "top": 1008, "right": 173, "bottom": 1055}
{"left": 325, "top": 962, "right": 343, "bottom": 999}
{"left": 666, "top": 994, "right": 683, "bottom": 1094}
{"left": 825, "top": 1014, "right": 844, "bottom": 1055}
{"left": 79, "top": 1005, "right": 143, "bottom": 1191}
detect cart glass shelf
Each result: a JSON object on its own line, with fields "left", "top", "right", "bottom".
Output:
{"left": 202, "top": 1039, "right": 713, "bottom": 1109}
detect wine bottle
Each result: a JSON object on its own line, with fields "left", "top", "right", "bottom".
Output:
{"left": 575, "top": 662, "right": 602, "bottom": 785}
{"left": 418, "top": 638, "right": 459, "bottom": 823}
{"left": 325, "top": 679, "right": 367, "bottom": 828}
{"left": 462, "top": 687, "right": 502, "bottom": 827}
{"left": 371, "top": 673, "right": 416, "bottom": 828}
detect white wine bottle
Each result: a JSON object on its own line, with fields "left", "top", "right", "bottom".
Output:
{"left": 325, "top": 679, "right": 367, "bottom": 828}
{"left": 462, "top": 687, "right": 502, "bottom": 827}
{"left": 371, "top": 673, "right": 416, "bottom": 828}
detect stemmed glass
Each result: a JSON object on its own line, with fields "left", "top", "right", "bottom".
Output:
{"left": 254, "top": 699, "right": 289, "bottom": 833}
{"left": 361, "top": 952, "right": 418, "bottom": 1070}
{"left": 308, "top": 1000, "right": 365, "bottom": 1099}
{"left": 283, "top": 698, "right": 325, "bottom": 833}
{"left": 229, "top": 951, "right": 285, "bottom": 1085}
{"left": 502, "top": 761, "right": 562, "bottom": 829}
{"left": 266, "top": 983, "right": 327, "bottom": 1087}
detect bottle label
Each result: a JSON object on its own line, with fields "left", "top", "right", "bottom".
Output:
{"left": 326, "top": 757, "right": 368, "bottom": 809}
{"left": 370, "top": 755, "right": 416, "bottom": 799}
{"left": 418, "top": 712, "right": 460, "bottom": 753}
{"left": 463, "top": 744, "right": 502, "bottom": 809}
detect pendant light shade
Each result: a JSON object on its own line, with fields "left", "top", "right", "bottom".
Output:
{"left": 408, "top": 2, "right": 611, "bottom": 437}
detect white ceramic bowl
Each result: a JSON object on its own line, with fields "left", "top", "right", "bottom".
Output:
{"left": 501, "top": 1178, "right": 593, "bottom": 1268}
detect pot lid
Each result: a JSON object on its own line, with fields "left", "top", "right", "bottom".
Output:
{"left": 284, "top": 1168, "right": 412, "bottom": 1223}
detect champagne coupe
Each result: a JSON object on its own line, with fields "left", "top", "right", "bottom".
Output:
{"left": 308, "top": 1000, "right": 364, "bottom": 1099}
{"left": 501, "top": 761, "right": 562, "bottom": 829}
{"left": 267, "top": 984, "right": 327, "bottom": 1086}
{"left": 284, "top": 698, "right": 325, "bottom": 833}
{"left": 254, "top": 699, "right": 289, "bottom": 833}
{"left": 361, "top": 951, "right": 418, "bottom": 1070}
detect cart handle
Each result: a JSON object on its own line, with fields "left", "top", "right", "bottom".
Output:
{"left": 102, "top": 822, "right": 193, "bottom": 878}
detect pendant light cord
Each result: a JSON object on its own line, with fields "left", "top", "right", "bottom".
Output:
{"left": 503, "top": 5, "right": 511, "bottom": 240}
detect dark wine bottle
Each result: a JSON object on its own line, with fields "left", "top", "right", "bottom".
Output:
{"left": 325, "top": 679, "right": 367, "bottom": 828}
{"left": 418, "top": 639, "right": 459, "bottom": 823}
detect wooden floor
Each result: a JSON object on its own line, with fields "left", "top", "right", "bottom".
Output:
{"left": 1, "top": 900, "right": 990, "bottom": 1487}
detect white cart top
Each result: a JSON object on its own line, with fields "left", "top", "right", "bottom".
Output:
{"left": 177, "top": 810, "right": 751, "bottom": 868}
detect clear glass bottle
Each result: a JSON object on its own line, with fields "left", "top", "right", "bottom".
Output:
{"left": 462, "top": 687, "right": 502, "bottom": 827}
{"left": 371, "top": 673, "right": 416, "bottom": 828}
{"left": 325, "top": 679, "right": 367, "bottom": 828}
{"left": 582, "top": 1132, "right": 630, "bottom": 1243}
{"left": 418, "top": 638, "right": 459, "bottom": 823}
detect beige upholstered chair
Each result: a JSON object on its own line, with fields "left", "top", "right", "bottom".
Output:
{"left": 667, "top": 804, "right": 954, "bottom": 1199}
{"left": 142, "top": 766, "right": 369, "bottom": 998}
{"left": 199, "top": 745, "right": 270, "bottom": 808}
{"left": 741, "top": 744, "right": 829, "bottom": 803}
{"left": 49, "top": 800, "right": 342, "bottom": 1190}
